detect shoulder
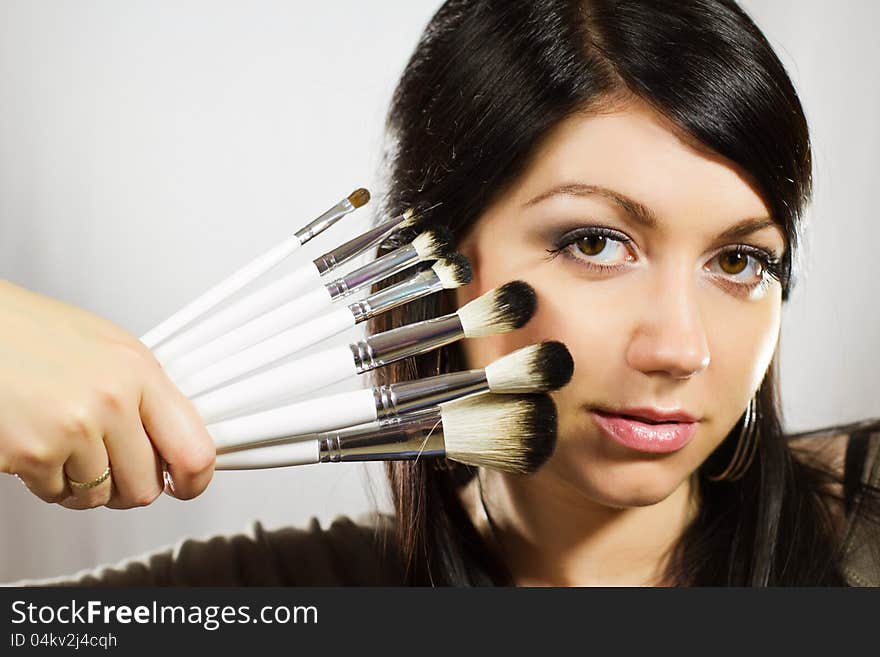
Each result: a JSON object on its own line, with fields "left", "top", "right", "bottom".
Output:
{"left": 789, "top": 418, "right": 880, "bottom": 586}
{"left": 4, "top": 512, "right": 403, "bottom": 587}
{"left": 787, "top": 427, "right": 850, "bottom": 528}
{"left": 788, "top": 417, "right": 880, "bottom": 489}
{"left": 259, "top": 511, "right": 404, "bottom": 586}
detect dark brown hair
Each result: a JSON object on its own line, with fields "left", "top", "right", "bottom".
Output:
{"left": 370, "top": 0, "right": 878, "bottom": 585}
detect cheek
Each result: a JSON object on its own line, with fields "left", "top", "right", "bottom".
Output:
{"left": 703, "top": 291, "right": 780, "bottom": 397}
{"left": 455, "top": 230, "right": 782, "bottom": 505}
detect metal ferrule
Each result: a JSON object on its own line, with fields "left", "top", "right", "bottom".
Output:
{"left": 294, "top": 198, "right": 354, "bottom": 245}
{"left": 317, "top": 412, "right": 446, "bottom": 462}
{"left": 313, "top": 212, "right": 411, "bottom": 276}
{"left": 325, "top": 243, "right": 420, "bottom": 300}
{"left": 371, "top": 369, "right": 489, "bottom": 418}
{"left": 349, "top": 313, "right": 464, "bottom": 373}
{"left": 346, "top": 268, "right": 441, "bottom": 324}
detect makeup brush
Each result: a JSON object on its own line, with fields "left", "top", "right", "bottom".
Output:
{"left": 141, "top": 188, "right": 370, "bottom": 350}
{"left": 152, "top": 206, "right": 417, "bottom": 363}
{"left": 163, "top": 227, "right": 455, "bottom": 379}
{"left": 207, "top": 341, "right": 573, "bottom": 452}
{"left": 193, "top": 280, "right": 537, "bottom": 423}
{"left": 174, "top": 254, "right": 473, "bottom": 397}
{"left": 214, "top": 393, "right": 558, "bottom": 474}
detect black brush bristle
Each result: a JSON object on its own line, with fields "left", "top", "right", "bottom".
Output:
{"left": 444, "top": 252, "right": 473, "bottom": 286}
{"left": 404, "top": 212, "right": 425, "bottom": 235}
{"left": 375, "top": 213, "right": 422, "bottom": 253}
{"left": 494, "top": 280, "right": 537, "bottom": 329}
{"left": 521, "top": 394, "right": 559, "bottom": 472}
{"left": 536, "top": 341, "right": 574, "bottom": 391}
{"left": 428, "top": 225, "right": 456, "bottom": 259}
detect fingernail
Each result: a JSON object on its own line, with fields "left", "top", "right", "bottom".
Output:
{"left": 163, "top": 468, "right": 177, "bottom": 496}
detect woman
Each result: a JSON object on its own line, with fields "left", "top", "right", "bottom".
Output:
{"left": 6, "top": 0, "right": 880, "bottom": 586}
{"left": 370, "top": 0, "right": 880, "bottom": 586}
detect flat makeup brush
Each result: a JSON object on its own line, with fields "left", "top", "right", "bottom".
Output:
{"left": 153, "top": 205, "right": 417, "bottom": 363}
{"left": 175, "top": 254, "right": 473, "bottom": 397}
{"left": 141, "top": 188, "right": 370, "bottom": 350}
{"left": 207, "top": 340, "right": 573, "bottom": 452}
{"left": 193, "top": 280, "right": 537, "bottom": 423}
{"left": 163, "top": 227, "right": 454, "bottom": 380}
{"left": 214, "top": 393, "right": 558, "bottom": 474}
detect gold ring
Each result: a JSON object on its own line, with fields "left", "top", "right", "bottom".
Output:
{"left": 67, "top": 465, "right": 111, "bottom": 490}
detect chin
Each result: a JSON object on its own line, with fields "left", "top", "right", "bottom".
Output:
{"left": 545, "top": 446, "right": 693, "bottom": 509}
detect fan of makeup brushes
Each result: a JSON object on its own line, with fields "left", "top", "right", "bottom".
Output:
{"left": 141, "top": 188, "right": 572, "bottom": 475}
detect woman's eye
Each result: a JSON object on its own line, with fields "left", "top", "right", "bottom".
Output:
{"left": 561, "top": 231, "right": 633, "bottom": 267}
{"left": 549, "top": 228, "right": 782, "bottom": 293}
{"left": 707, "top": 249, "right": 766, "bottom": 284}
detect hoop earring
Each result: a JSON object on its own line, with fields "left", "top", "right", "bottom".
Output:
{"left": 707, "top": 395, "right": 759, "bottom": 483}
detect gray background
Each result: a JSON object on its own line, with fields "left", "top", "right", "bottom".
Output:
{"left": 0, "top": 0, "right": 877, "bottom": 582}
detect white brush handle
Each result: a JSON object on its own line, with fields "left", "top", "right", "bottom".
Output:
{"left": 215, "top": 439, "right": 320, "bottom": 470}
{"left": 164, "top": 285, "right": 333, "bottom": 380}
{"left": 208, "top": 388, "right": 376, "bottom": 451}
{"left": 194, "top": 345, "right": 358, "bottom": 424}
{"left": 177, "top": 306, "right": 357, "bottom": 397}
{"left": 153, "top": 262, "right": 323, "bottom": 363}
{"left": 141, "top": 235, "right": 302, "bottom": 349}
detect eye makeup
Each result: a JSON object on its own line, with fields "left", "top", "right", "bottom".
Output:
{"left": 545, "top": 225, "right": 636, "bottom": 273}
{"left": 543, "top": 221, "right": 785, "bottom": 295}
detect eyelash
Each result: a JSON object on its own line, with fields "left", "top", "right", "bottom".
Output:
{"left": 545, "top": 226, "right": 785, "bottom": 294}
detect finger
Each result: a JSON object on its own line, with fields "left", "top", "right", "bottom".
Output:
{"left": 159, "top": 457, "right": 175, "bottom": 496}
{"left": 58, "top": 431, "right": 112, "bottom": 510}
{"left": 139, "top": 370, "right": 215, "bottom": 500}
{"left": 14, "top": 459, "right": 68, "bottom": 505}
{"left": 102, "top": 409, "right": 164, "bottom": 509}
{"left": 4, "top": 436, "right": 67, "bottom": 503}
{"left": 9, "top": 427, "right": 104, "bottom": 507}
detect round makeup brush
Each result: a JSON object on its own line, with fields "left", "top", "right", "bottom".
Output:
{"left": 193, "top": 280, "right": 538, "bottom": 423}
{"left": 141, "top": 188, "right": 370, "bottom": 349}
{"left": 214, "top": 393, "right": 558, "bottom": 475}
{"left": 163, "top": 227, "right": 457, "bottom": 380}
{"left": 207, "top": 340, "right": 572, "bottom": 451}
{"left": 175, "top": 255, "right": 473, "bottom": 397}
{"left": 152, "top": 205, "right": 419, "bottom": 364}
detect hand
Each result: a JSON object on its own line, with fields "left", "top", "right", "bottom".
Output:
{"left": 0, "top": 278, "right": 215, "bottom": 509}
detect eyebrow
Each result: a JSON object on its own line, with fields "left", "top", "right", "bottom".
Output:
{"left": 523, "top": 183, "right": 778, "bottom": 243}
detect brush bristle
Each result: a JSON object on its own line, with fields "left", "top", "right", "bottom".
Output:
{"left": 348, "top": 188, "right": 370, "bottom": 208}
{"left": 458, "top": 280, "right": 537, "bottom": 338}
{"left": 440, "top": 394, "right": 558, "bottom": 473}
{"left": 484, "top": 341, "right": 574, "bottom": 393}
{"left": 399, "top": 208, "right": 419, "bottom": 229}
{"left": 412, "top": 226, "right": 455, "bottom": 261}
{"left": 431, "top": 253, "right": 472, "bottom": 289}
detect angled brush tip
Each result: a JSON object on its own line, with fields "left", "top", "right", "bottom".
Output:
{"left": 432, "top": 253, "right": 473, "bottom": 289}
{"left": 400, "top": 208, "right": 418, "bottom": 227}
{"left": 440, "top": 393, "right": 558, "bottom": 474}
{"left": 522, "top": 393, "right": 559, "bottom": 471}
{"left": 458, "top": 280, "right": 537, "bottom": 337}
{"left": 534, "top": 340, "right": 574, "bottom": 391}
{"left": 413, "top": 226, "right": 456, "bottom": 260}
{"left": 484, "top": 340, "right": 574, "bottom": 393}
{"left": 496, "top": 281, "right": 537, "bottom": 329}
{"left": 348, "top": 188, "right": 371, "bottom": 208}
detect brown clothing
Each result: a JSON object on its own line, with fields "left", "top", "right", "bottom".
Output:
{"left": 6, "top": 427, "right": 880, "bottom": 587}
{"left": 835, "top": 423, "right": 880, "bottom": 585}
{"left": 5, "top": 512, "right": 404, "bottom": 587}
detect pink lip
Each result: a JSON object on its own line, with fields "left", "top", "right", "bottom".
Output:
{"left": 612, "top": 407, "right": 699, "bottom": 423}
{"left": 590, "top": 410, "right": 697, "bottom": 454}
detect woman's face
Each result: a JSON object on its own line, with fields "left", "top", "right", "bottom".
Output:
{"left": 456, "top": 99, "right": 784, "bottom": 507}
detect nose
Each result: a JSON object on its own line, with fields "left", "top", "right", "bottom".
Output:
{"left": 625, "top": 268, "right": 711, "bottom": 380}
